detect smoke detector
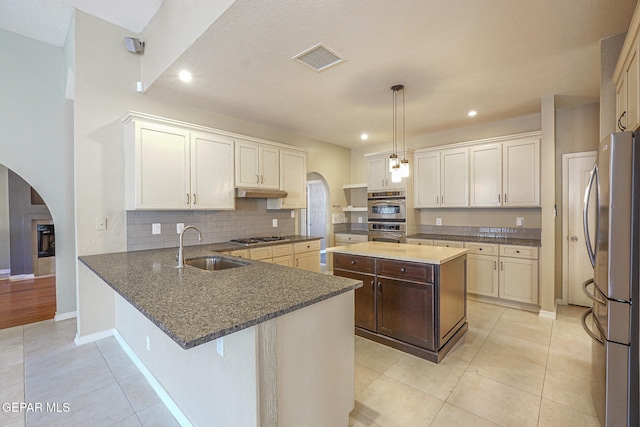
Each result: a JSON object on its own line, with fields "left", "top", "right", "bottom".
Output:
{"left": 292, "top": 43, "right": 345, "bottom": 72}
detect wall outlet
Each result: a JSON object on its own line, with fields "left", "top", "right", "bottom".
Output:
{"left": 176, "top": 223, "right": 184, "bottom": 234}
{"left": 145, "top": 336, "right": 150, "bottom": 351}
{"left": 95, "top": 218, "right": 107, "bottom": 231}
{"left": 516, "top": 217, "right": 524, "bottom": 227}
{"left": 436, "top": 218, "right": 442, "bottom": 226}
{"left": 290, "top": 210, "right": 295, "bottom": 218}
{"left": 152, "top": 223, "right": 161, "bottom": 235}
{"left": 358, "top": 217, "right": 363, "bottom": 224}
{"left": 272, "top": 219, "right": 278, "bottom": 227}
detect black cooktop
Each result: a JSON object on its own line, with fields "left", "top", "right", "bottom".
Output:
{"left": 229, "top": 236, "right": 290, "bottom": 247}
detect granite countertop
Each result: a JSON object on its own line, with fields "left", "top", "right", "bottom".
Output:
{"left": 327, "top": 241, "right": 467, "bottom": 265}
{"left": 407, "top": 233, "right": 541, "bottom": 247}
{"left": 79, "top": 237, "right": 360, "bottom": 350}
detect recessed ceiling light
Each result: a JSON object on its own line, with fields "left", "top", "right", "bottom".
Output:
{"left": 468, "top": 110, "right": 477, "bottom": 117}
{"left": 360, "top": 133, "right": 369, "bottom": 141}
{"left": 179, "top": 70, "right": 192, "bottom": 82}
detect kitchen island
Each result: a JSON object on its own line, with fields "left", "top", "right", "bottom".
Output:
{"left": 328, "top": 241, "right": 468, "bottom": 363}
{"left": 78, "top": 243, "right": 360, "bottom": 427}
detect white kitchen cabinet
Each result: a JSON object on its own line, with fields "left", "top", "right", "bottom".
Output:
{"left": 413, "top": 148, "right": 468, "bottom": 208}
{"left": 433, "top": 239, "right": 464, "bottom": 248}
{"left": 615, "top": 25, "right": 640, "bottom": 132}
{"left": 235, "top": 140, "right": 279, "bottom": 189}
{"left": 124, "top": 116, "right": 235, "bottom": 211}
{"left": 406, "top": 238, "right": 434, "bottom": 246}
{"left": 502, "top": 139, "right": 540, "bottom": 207}
{"left": 366, "top": 152, "right": 410, "bottom": 191}
{"left": 467, "top": 254, "right": 499, "bottom": 297}
{"left": 335, "top": 233, "right": 368, "bottom": 246}
{"left": 464, "top": 242, "right": 538, "bottom": 305}
{"left": 469, "top": 143, "right": 502, "bottom": 207}
{"left": 414, "top": 152, "right": 440, "bottom": 207}
{"left": 294, "top": 240, "right": 321, "bottom": 273}
{"left": 469, "top": 138, "right": 540, "bottom": 208}
{"left": 267, "top": 149, "right": 307, "bottom": 209}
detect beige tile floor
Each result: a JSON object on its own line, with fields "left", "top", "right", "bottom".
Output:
{"left": 349, "top": 300, "right": 601, "bottom": 427}
{"left": 0, "top": 318, "right": 179, "bottom": 427}
{"left": 0, "top": 300, "right": 598, "bottom": 427}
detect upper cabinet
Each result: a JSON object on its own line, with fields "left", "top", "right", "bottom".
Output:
{"left": 235, "top": 140, "right": 279, "bottom": 189}
{"left": 469, "top": 138, "right": 540, "bottom": 207}
{"left": 614, "top": 5, "right": 640, "bottom": 132}
{"left": 267, "top": 149, "right": 307, "bottom": 209}
{"left": 123, "top": 112, "right": 307, "bottom": 211}
{"left": 366, "top": 150, "right": 413, "bottom": 191}
{"left": 415, "top": 133, "right": 540, "bottom": 209}
{"left": 414, "top": 147, "right": 468, "bottom": 208}
{"left": 124, "top": 115, "right": 234, "bottom": 211}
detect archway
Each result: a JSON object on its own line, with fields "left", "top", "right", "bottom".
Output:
{"left": 306, "top": 172, "right": 330, "bottom": 269}
{"left": 0, "top": 165, "right": 56, "bottom": 328}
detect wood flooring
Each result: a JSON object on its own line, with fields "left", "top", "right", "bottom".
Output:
{"left": 0, "top": 276, "right": 56, "bottom": 330}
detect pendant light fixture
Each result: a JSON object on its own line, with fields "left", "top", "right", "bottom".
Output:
{"left": 390, "top": 84, "right": 409, "bottom": 182}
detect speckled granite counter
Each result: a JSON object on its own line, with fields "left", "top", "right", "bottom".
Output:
{"left": 407, "top": 233, "right": 541, "bottom": 247}
{"left": 79, "top": 239, "right": 359, "bottom": 350}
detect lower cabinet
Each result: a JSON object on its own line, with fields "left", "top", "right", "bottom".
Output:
{"left": 333, "top": 252, "right": 466, "bottom": 362}
{"left": 294, "top": 240, "right": 321, "bottom": 272}
{"left": 465, "top": 242, "right": 539, "bottom": 305}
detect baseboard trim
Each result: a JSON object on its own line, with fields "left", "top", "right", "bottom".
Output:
{"left": 113, "top": 331, "right": 193, "bottom": 427}
{"left": 538, "top": 310, "right": 557, "bottom": 320}
{"left": 74, "top": 328, "right": 115, "bottom": 346}
{"left": 0, "top": 269, "right": 10, "bottom": 279}
{"left": 55, "top": 311, "right": 77, "bottom": 322}
{"left": 9, "top": 273, "right": 35, "bottom": 281}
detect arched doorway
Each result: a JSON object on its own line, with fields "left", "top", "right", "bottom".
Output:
{"left": 0, "top": 165, "right": 56, "bottom": 329}
{"left": 306, "top": 172, "right": 330, "bottom": 270}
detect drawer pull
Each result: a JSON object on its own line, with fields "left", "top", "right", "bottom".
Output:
{"left": 377, "top": 282, "right": 382, "bottom": 294}
{"left": 479, "top": 247, "right": 483, "bottom": 251}
{"left": 370, "top": 280, "right": 375, "bottom": 291}
{"left": 400, "top": 268, "right": 406, "bottom": 273}
{"left": 351, "top": 260, "right": 356, "bottom": 265}
{"left": 516, "top": 250, "right": 520, "bottom": 253}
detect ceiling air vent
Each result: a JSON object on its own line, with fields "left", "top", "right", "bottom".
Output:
{"left": 292, "top": 43, "right": 345, "bottom": 72}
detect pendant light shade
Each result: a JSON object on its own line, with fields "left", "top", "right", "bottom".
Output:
{"left": 390, "top": 84, "right": 409, "bottom": 179}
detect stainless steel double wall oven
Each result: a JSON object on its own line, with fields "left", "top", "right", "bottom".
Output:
{"left": 367, "top": 190, "right": 406, "bottom": 243}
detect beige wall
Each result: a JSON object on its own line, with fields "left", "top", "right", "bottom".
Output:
{"left": 0, "top": 28, "right": 76, "bottom": 314}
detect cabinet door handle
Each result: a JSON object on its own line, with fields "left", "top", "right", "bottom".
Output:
{"left": 501, "top": 262, "right": 504, "bottom": 271}
{"left": 261, "top": 175, "right": 264, "bottom": 184}
{"left": 256, "top": 174, "right": 260, "bottom": 184}
{"left": 186, "top": 193, "right": 190, "bottom": 205}
{"left": 436, "top": 196, "right": 439, "bottom": 204}
{"left": 618, "top": 111, "right": 627, "bottom": 132}
{"left": 377, "top": 282, "right": 382, "bottom": 294}
{"left": 370, "top": 280, "right": 375, "bottom": 291}
{"left": 498, "top": 194, "right": 501, "bottom": 203}
{"left": 193, "top": 193, "right": 197, "bottom": 204}
{"left": 296, "top": 258, "right": 299, "bottom": 267}
{"left": 494, "top": 261, "right": 497, "bottom": 270}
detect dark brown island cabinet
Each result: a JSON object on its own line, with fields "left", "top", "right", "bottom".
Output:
{"left": 333, "top": 250, "right": 467, "bottom": 363}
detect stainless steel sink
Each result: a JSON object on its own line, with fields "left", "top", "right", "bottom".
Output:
{"left": 185, "top": 256, "right": 248, "bottom": 271}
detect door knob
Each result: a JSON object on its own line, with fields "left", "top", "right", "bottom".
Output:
{"left": 570, "top": 236, "right": 579, "bottom": 242}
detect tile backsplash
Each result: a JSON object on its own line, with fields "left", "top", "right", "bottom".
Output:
{"left": 127, "top": 199, "right": 295, "bottom": 251}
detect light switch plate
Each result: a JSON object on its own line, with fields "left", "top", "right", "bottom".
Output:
{"left": 436, "top": 218, "right": 442, "bottom": 226}
{"left": 272, "top": 219, "right": 278, "bottom": 227}
{"left": 516, "top": 217, "right": 524, "bottom": 227}
{"left": 152, "top": 223, "right": 161, "bottom": 235}
{"left": 358, "top": 217, "right": 363, "bottom": 223}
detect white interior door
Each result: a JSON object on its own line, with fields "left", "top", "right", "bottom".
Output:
{"left": 565, "top": 153, "right": 597, "bottom": 307}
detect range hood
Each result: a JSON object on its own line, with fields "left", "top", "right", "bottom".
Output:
{"left": 236, "top": 188, "right": 288, "bottom": 199}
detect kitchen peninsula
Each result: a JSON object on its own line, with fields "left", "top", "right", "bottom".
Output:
{"left": 78, "top": 240, "right": 361, "bottom": 427}
{"left": 329, "top": 241, "right": 468, "bottom": 363}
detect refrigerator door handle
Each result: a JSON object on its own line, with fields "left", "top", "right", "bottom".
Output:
{"left": 582, "top": 278, "right": 606, "bottom": 305}
{"left": 581, "top": 307, "right": 605, "bottom": 345}
{"left": 583, "top": 164, "right": 597, "bottom": 267}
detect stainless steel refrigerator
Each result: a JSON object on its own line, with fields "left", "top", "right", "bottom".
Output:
{"left": 582, "top": 131, "right": 639, "bottom": 426}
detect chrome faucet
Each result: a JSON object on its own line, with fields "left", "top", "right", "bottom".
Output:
{"left": 176, "top": 225, "right": 202, "bottom": 268}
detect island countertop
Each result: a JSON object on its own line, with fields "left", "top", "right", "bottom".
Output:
{"left": 79, "top": 243, "right": 361, "bottom": 350}
{"left": 327, "top": 241, "right": 467, "bottom": 264}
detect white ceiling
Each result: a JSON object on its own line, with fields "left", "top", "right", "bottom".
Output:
{"left": 1, "top": 0, "right": 637, "bottom": 148}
